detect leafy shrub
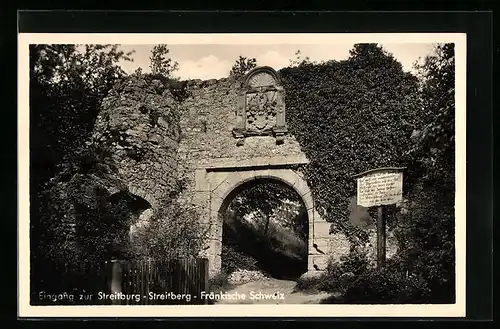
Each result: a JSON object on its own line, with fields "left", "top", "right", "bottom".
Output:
{"left": 207, "top": 271, "right": 233, "bottom": 293}
{"left": 343, "top": 262, "right": 432, "bottom": 304}
{"left": 221, "top": 244, "right": 260, "bottom": 274}
{"left": 392, "top": 183, "right": 455, "bottom": 303}
{"left": 317, "top": 249, "right": 373, "bottom": 292}
{"left": 294, "top": 249, "right": 372, "bottom": 293}
{"left": 129, "top": 199, "right": 209, "bottom": 260}
{"left": 294, "top": 272, "right": 334, "bottom": 293}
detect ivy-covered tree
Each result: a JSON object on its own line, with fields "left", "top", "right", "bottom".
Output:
{"left": 30, "top": 44, "right": 134, "bottom": 187}
{"left": 29, "top": 44, "right": 135, "bottom": 296}
{"left": 393, "top": 43, "right": 456, "bottom": 302}
{"left": 149, "top": 44, "right": 178, "bottom": 77}
{"left": 289, "top": 50, "right": 315, "bottom": 67}
{"left": 229, "top": 55, "right": 257, "bottom": 78}
{"left": 279, "top": 43, "right": 423, "bottom": 246}
{"left": 407, "top": 43, "right": 455, "bottom": 185}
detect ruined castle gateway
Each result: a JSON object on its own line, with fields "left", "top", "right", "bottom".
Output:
{"left": 178, "top": 67, "right": 349, "bottom": 277}
{"left": 95, "top": 67, "right": 351, "bottom": 279}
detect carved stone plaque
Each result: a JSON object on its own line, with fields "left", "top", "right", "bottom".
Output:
{"left": 247, "top": 72, "right": 276, "bottom": 88}
{"left": 233, "top": 66, "right": 287, "bottom": 145}
{"left": 246, "top": 91, "right": 278, "bottom": 132}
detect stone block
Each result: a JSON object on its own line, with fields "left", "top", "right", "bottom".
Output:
{"left": 212, "top": 172, "right": 244, "bottom": 199}
{"left": 206, "top": 171, "right": 230, "bottom": 191}
{"left": 210, "top": 195, "right": 224, "bottom": 215}
{"left": 311, "top": 255, "right": 330, "bottom": 271}
{"left": 253, "top": 168, "right": 273, "bottom": 179}
{"left": 291, "top": 172, "right": 312, "bottom": 197}
{"left": 309, "top": 237, "right": 330, "bottom": 255}
{"left": 302, "top": 192, "right": 314, "bottom": 211}
{"left": 208, "top": 220, "right": 223, "bottom": 240}
{"left": 299, "top": 270, "right": 325, "bottom": 281}
{"left": 194, "top": 169, "right": 210, "bottom": 191}
{"left": 204, "top": 239, "right": 222, "bottom": 257}
{"left": 198, "top": 209, "right": 211, "bottom": 225}
{"left": 308, "top": 212, "right": 315, "bottom": 235}
{"left": 313, "top": 209, "right": 323, "bottom": 221}
{"left": 328, "top": 233, "right": 351, "bottom": 262}
{"left": 314, "top": 220, "right": 332, "bottom": 239}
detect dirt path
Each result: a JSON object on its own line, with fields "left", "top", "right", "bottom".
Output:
{"left": 212, "top": 278, "right": 331, "bottom": 304}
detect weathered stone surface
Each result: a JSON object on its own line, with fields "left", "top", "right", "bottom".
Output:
{"left": 299, "top": 270, "right": 325, "bottom": 281}
{"left": 310, "top": 255, "right": 330, "bottom": 271}
{"left": 93, "top": 75, "right": 181, "bottom": 208}
{"left": 93, "top": 73, "right": 383, "bottom": 279}
{"left": 313, "top": 220, "right": 332, "bottom": 239}
{"left": 228, "top": 270, "right": 269, "bottom": 285}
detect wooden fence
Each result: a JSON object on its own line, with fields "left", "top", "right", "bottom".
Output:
{"left": 32, "top": 258, "right": 209, "bottom": 305}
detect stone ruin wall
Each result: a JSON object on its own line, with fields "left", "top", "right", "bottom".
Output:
{"left": 92, "top": 72, "right": 398, "bottom": 277}
{"left": 92, "top": 76, "right": 182, "bottom": 225}
{"left": 175, "top": 77, "right": 352, "bottom": 276}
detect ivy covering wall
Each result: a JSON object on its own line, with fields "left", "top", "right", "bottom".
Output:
{"left": 279, "top": 44, "right": 424, "bottom": 242}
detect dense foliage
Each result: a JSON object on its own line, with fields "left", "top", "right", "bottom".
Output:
{"left": 289, "top": 43, "right": 456, "bottom": 303}
{"left": 392, "top": 43, "right": 456, "bottom": 302}
{"left": 280, "top": 44, "right": 423, "bottom": 245}
{"left": 229, "top": 55, "right": 257, "bottom": 78}
{"left": 222, "top": 181, "right": 308, "bottom": 278}
{"left": 30, "top": 45, "right": 133, "bottom": 187}
{"left": 30, "top": 45, "right": 204, "bottom": 293}
{"left": 30, "top": 45, "right": 134, "bottom": 272}
{"left": 129, "top": 198, "right": 209, "bottom": 260}
{"left": 149, "top": 44, "right": 179, "bottom": 77}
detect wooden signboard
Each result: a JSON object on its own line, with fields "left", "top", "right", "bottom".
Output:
{"left": 357, "top": 170, "right": 403, "bottom": 208}
{"left": 352, "top": 167, "right": 405, "bottom": 268}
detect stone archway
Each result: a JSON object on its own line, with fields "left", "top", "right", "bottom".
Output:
{"left": 193, "top": 155, "right": 349, "bottom": 278}
{"left": 212, "top": 168, "right": 313, "bottom": 276}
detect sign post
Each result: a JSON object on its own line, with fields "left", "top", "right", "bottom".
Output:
{"left": 353, "top": 167, "right": 405, "bottom": 268}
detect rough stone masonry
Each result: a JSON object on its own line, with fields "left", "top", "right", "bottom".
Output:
{"left": 93, "top": 67, "right": 365, "bottom": 278}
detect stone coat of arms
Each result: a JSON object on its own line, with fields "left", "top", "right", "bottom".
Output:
{"left": 233, "top": 66, "right": 288, "bottom": 145}
{"left": 246, "top": 91, "right": 278, "bottom": 132}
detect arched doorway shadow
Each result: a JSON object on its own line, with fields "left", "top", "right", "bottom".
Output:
{"left": 218, "top": 178, "right": 309, "bottom": 280}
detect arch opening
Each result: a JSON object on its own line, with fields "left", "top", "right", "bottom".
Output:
{"left": 218, "top": 178, "right": 309, "bottom": 280}
{"left": 107, "top": 191, "right": 153, "bottom": 237}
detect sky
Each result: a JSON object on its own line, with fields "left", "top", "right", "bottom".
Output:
{"left": 116, "top": 43, "right": 436, "bottom": 80}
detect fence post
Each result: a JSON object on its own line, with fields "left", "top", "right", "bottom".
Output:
{"left": 203, "top": 258, "right": 209, "bottom": 305}
{"left": 109, "top": 260, "right": 123, "bottom": 305}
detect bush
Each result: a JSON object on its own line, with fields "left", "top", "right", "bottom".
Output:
{"left": 343, "top": 263, "right": 432, "bottom": 304}
{"left": 129, "top": 199, "right": 209, "bottom": 260}
{"left": 392, "top": 183, "right": 455, "bottom": 303}
{"left": 294, "top": 249, "right": 372, "bottom": 293}
{"left": 313, "top": 254, "right": 432, "bottom": 304}
{"left": 221, "top": 244, "right": 260, "bottom": 274}
{"left": 317, "top": 249, "right": 373, "bottom": 293}
{"left": 207, "top": 271, "right": 233, "bottom": 294}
